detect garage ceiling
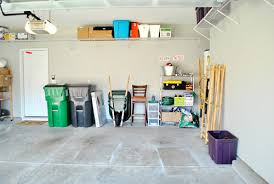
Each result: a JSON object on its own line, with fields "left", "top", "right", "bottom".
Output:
{"left": 0, "top": 0, "right": 223, "bottom": 30}
{"left": 0, "top": 7, "right": 198, "bottom": 29}
{"left": 1, "top": 0, "right": 223, "bottom": 12}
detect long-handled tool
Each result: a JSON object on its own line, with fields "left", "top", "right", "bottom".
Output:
{"left": 120, "top": 75, "right": 131, "bottom": 127}
{"left": 108, "top": 75, "right": 116, "bottom": 127}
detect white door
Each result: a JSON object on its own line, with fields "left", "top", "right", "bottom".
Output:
{"left": 22, "top": 49, "right": 48, "bottom": 117}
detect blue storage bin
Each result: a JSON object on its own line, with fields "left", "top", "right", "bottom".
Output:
{"left": 113, "top": 20, "right": 130, "bottom": 38}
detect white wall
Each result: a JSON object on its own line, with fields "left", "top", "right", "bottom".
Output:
{"left": 0, "top": 27, "right": 208, "bottom": 118}
{"left": 210, "top": 0, "right": 274, "bottom": 183}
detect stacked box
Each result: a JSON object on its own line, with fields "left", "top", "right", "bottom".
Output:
{"left": 184, "top": 93, "right": 194, "bottom": 106}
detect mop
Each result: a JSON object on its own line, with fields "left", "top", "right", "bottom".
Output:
{"left": 120, "top": 75, "right": 131, "bottom": 127}
{"left": 108, "top": 75, "right": 116, "bottom": 127}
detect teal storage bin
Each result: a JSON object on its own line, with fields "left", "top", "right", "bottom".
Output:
{"left": 113, "top": 20, "right": 130, "bottom": 38}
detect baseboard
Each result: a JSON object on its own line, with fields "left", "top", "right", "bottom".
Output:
{"left": 21, "top": 117, "right": 48, "bottom": 121}
{"left": 232, "top": 158, "right": 268, "bottom": 184}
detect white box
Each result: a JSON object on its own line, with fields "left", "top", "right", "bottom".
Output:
{"left": 149, "top": 25, "right": 160, "bottom": 38}
{"left": 184, "top": 93, "right": 194, "bottom": 107}
{"left": 17, "top": 33, "right": 28, "bottom": 40}
{"left": 138, "top": 24, "right": 149, "bottom": 38}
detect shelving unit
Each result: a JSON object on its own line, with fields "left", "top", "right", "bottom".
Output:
{"left": 0, "top": 69, "right": 13, "bottom": 121}
{"left": 193, "top": 0, "right": 239, "bottom": 40}
{"left": 160, "top": 73, "right": 195, "bottom": 125}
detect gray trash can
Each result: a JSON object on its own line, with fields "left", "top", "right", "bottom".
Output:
{"left": 68, "top": 84, "right": 96, "bottom": 127}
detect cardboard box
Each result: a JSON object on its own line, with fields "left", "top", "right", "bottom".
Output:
{"left": 77, "top": 26, "right": 90, "bottom": 40}
{"left": 89, "top": 29, "right": 113, "bottom": 39}
{"left": 161, "top": 112, "right": 182, "bottom": 122}
{"left": 0, "top": 75, "right": 11, "bottom": 87}
{"left": 0, "top": 68, "right": 11, "bottom": 75}
{"left": 78, "top": 26, "right": 113, "bottom": 40}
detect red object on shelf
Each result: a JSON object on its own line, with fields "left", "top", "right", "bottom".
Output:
{"left": 130, "top": 22, "right": 139, "bottom": 38}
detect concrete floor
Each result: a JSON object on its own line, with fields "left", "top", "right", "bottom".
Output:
{"left": 0, "top": 120, "right": 245, "bottom": 184}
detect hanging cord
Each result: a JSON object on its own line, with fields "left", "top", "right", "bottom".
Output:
{"left": 0, "top": 0, "right": 41, "bottom": 20}
{"left": 49, "top": 10, "right": 52, "bottom": 22}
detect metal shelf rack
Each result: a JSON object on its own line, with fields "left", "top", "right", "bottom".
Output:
{"left": 159, "top": 73, "right": 195, "bottom": 125}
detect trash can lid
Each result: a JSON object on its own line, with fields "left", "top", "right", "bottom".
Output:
{"left": 68, "top": 84, "right": 91, "bottom": 87}
{"left": 44, "top": 84, "right": 67, "bottom": 88}
{"left": 68, "top": 84, "right": 96, "bottom": 90}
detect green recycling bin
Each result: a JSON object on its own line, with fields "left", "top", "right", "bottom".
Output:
{"left": 44, "top": 84, "right": 69, "bottom": 127}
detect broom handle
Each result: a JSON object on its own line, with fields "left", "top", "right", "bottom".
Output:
{"left": 120, "top": 74, "right": 131, "bottom": 127}
{"left": 108, "top": 75, "right": 116, "bottom": 127}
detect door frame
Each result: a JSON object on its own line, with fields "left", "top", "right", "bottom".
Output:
{"left": 19, "top": 48, "right": 49, "bottom": 121}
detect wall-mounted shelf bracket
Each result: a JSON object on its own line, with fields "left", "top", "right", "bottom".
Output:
{"left": 264, "top": 0, "right": 274, "bottom": 8}
{"left": 193, "top": 0, "right": 239, "bottom": 40}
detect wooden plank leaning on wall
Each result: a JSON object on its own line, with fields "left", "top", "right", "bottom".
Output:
{"left": 199, "top": 58, "right": 226, "bottom": 144}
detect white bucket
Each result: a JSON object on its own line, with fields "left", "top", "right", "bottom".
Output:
{"left": 149, "top": 25, "right": 160, "bottom": 38}
{"left": 164, "top": 66, "right": 174, "bottom": 76}
{"left": 138, "top": 24, "right": 149, "bottom": 38}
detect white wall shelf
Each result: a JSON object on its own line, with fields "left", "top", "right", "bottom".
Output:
{"left": 193, "top": 0, "right": 239, "bottom": 40}
{"left": 0, "top": 37, "right": 201, "bottom": 43}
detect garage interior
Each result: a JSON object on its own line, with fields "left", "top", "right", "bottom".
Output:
{"left": 0, "top": 0, "right": 273, "bottom": 183}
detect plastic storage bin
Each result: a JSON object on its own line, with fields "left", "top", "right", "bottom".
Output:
{"left": 149, "top": 25, "right": 160, "bottom": 38}
{"left": 138, "top": 24, "right": 149, "bottom": 38}
{"left": 113, "top": 20, "right": 130, "bottom": 38}
{"left": 184, "top": 93, "right": 194, "bottom": 106}
{"left": 68, "top": 84, "right": 96, "bottom": 128}
{"left": 160, "top": 27, "right": 172, "bottom": 38}
{"left": 163, "top": 65, "right": 174, "bottom": 76}
{"left": 44, "top": 84, "right": 69, "bottom": 127}
{"left": 163, "top": 80, "right": 186, "bottom": 90}
{"left": 174, "top": 97, "right": 184, "bottom": 106}
{"left": 147, "top": 102, "right": 160, "bottom": 126}
{"left": 208, "top": 130, "right": 238, "bottom": 164}
{"left": 130, "top": 22, "right": 139, "bottom": 38}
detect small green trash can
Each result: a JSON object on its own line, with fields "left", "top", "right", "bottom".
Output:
{"left": 44, "top": 84, "right": 69, "bottom": 127}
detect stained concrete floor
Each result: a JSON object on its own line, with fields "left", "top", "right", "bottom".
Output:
{"left": 0, "top": 120, "right": 245, "bottom": 184}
